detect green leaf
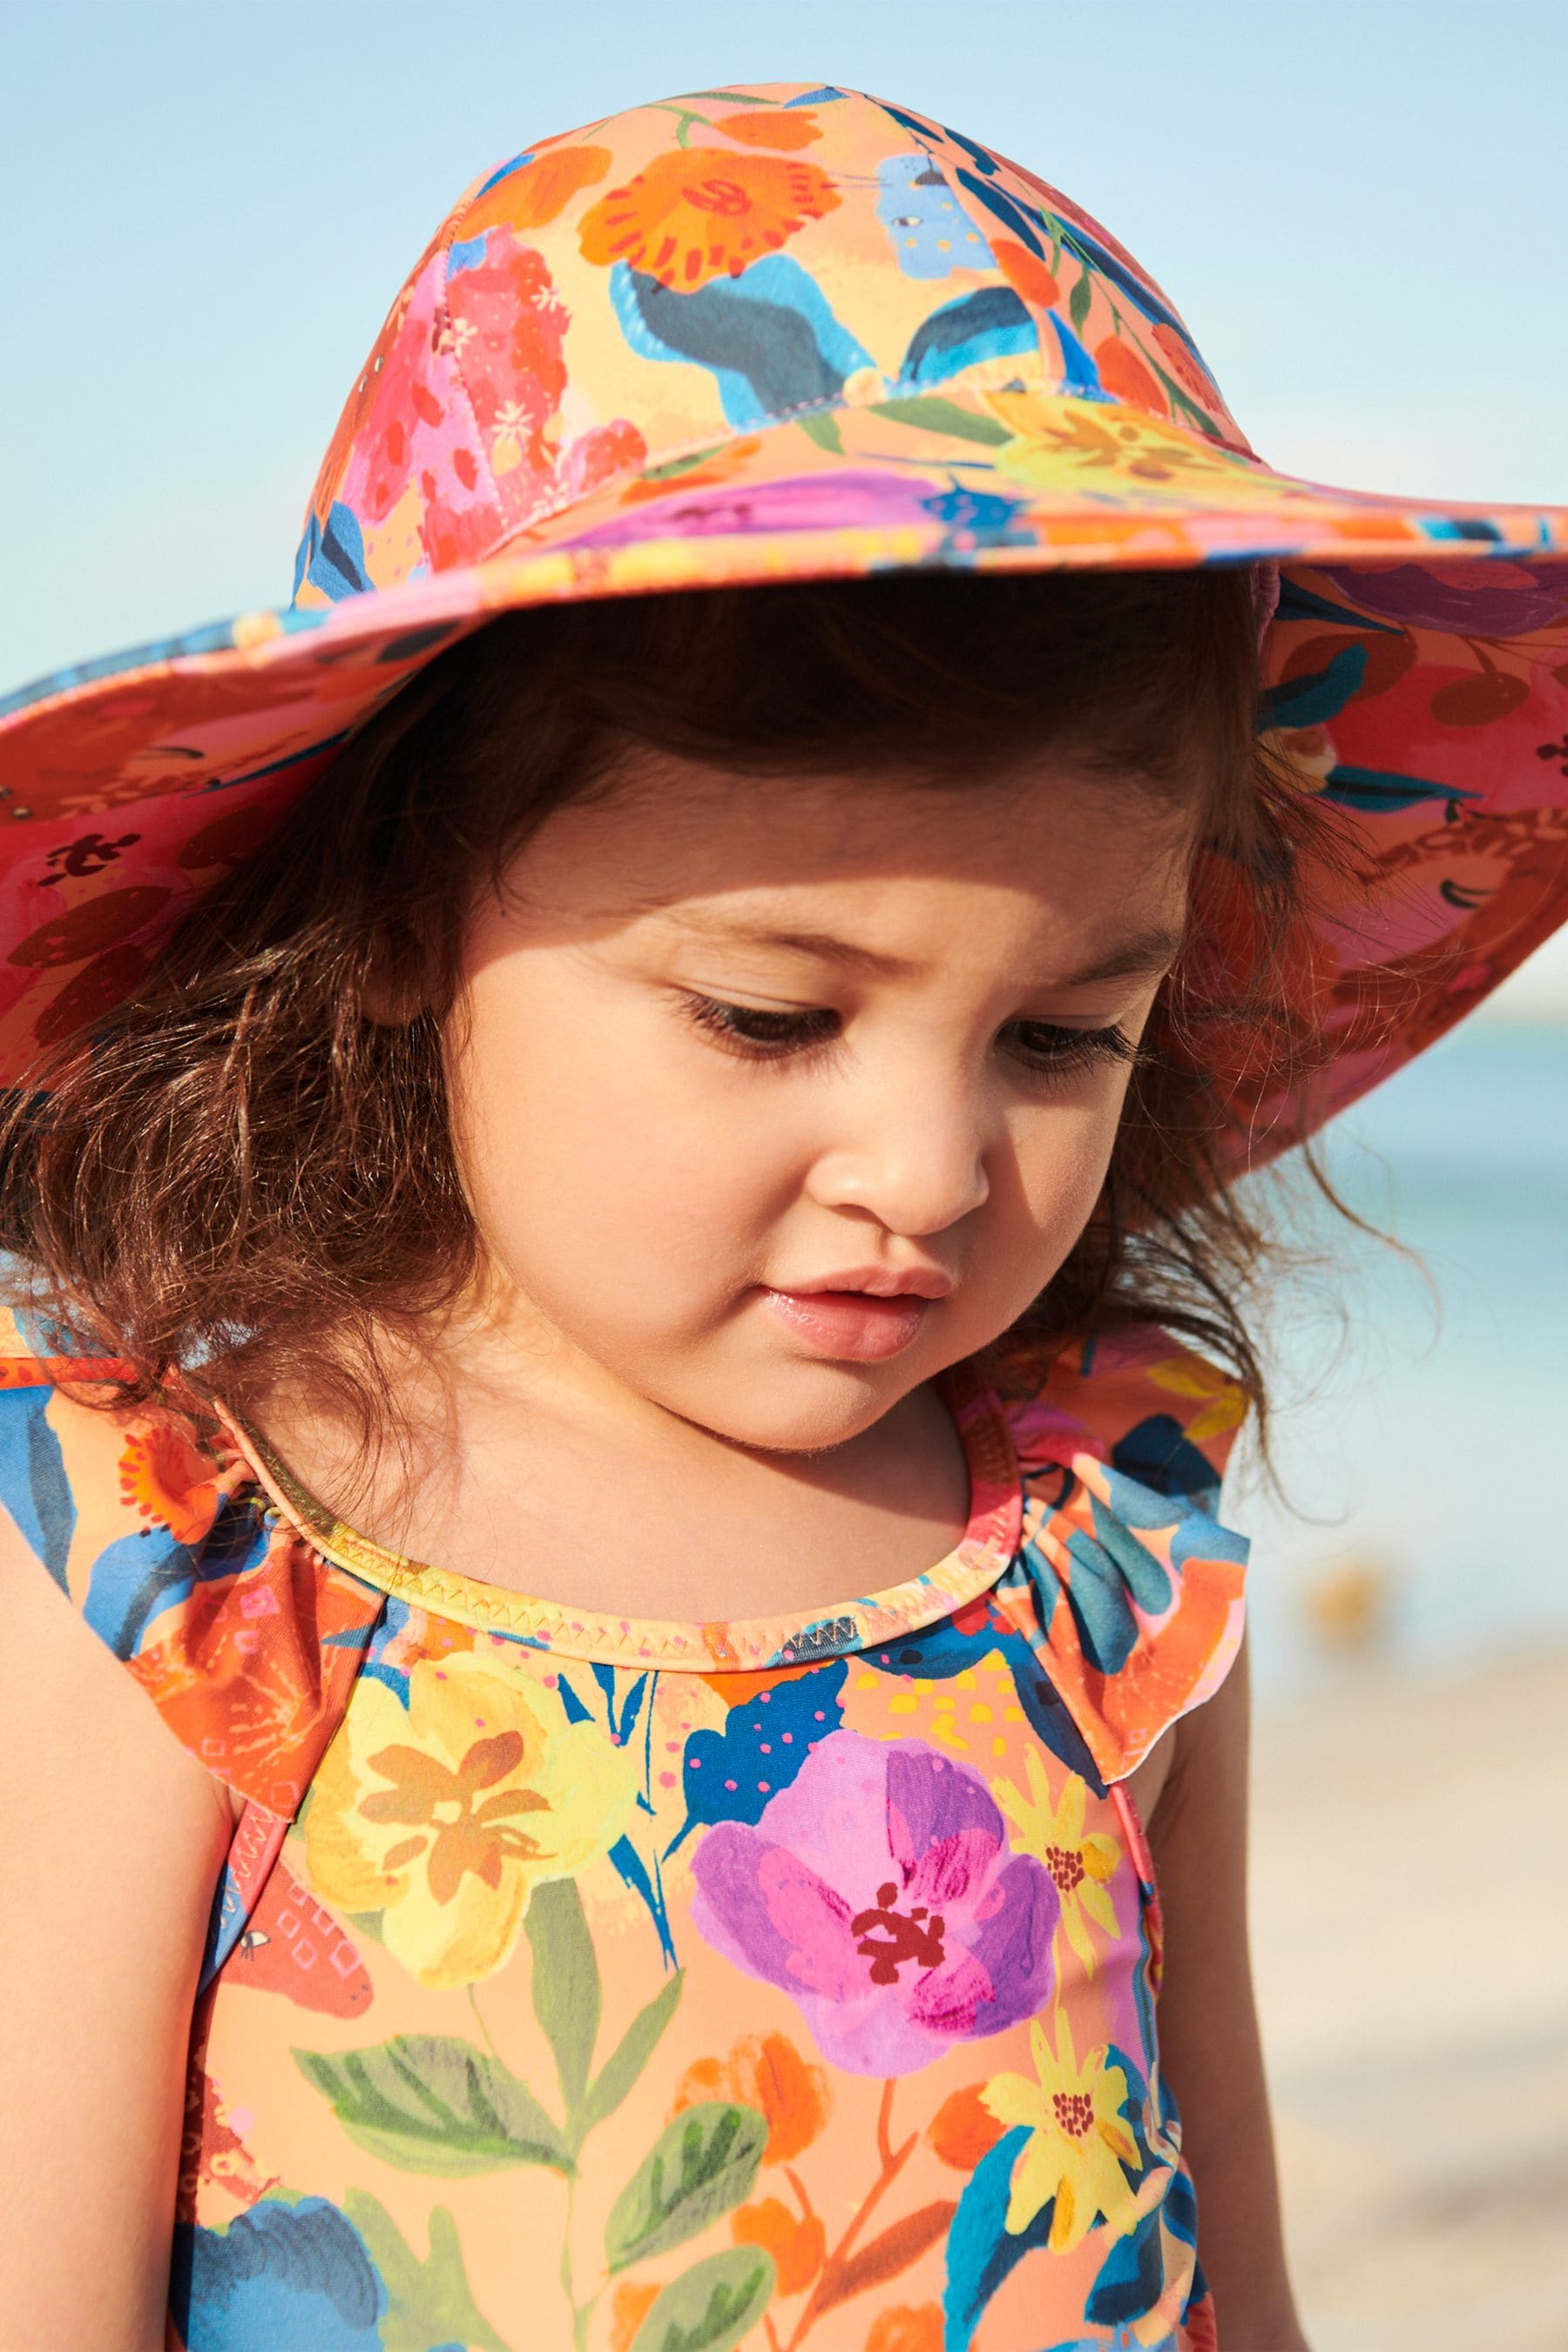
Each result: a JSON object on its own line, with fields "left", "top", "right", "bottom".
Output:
{"left": 629, "top": 2247, "right": 776, "bottom": 2352}
{"left": 1069, "top": 262, "right": 1093, "bottom": 335}
{"left": 798, "top": 410, "right": 844, "bottom": 454}
{"left": 341, "top": 2193, "right": 511, "bottom": 2352}
{"left": 638, "top": 443, "right": 729, "bottom": 485}
{"left": 605, "top": 2101, "right": 767, "bottom": 2272}
{"left": 578, "top": 1969, "right": 684, "bottom": 2139}
{"left": 526, "top": 1877, "right": 601, "bottom": 2116}
{"left": 1152, "top": 368, "right": 1224, "bottom": 439}
{"left": 870, "top": 396, "right": 1011, "bottom": 446}
{"left": 294, "top": 2036, "right": 574, "bottom": 2179}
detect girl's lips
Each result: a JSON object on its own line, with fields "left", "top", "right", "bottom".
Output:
{"left": 760, "top": 1287, "right": 929, "bottom": 1362}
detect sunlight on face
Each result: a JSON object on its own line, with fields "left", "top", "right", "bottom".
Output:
{"left": 443, "top": 754, "right": 1193, "bottom": 1454}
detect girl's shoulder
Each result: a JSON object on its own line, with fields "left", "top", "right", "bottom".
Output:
{"left": 984, "top": 1322, "right": 1251, "bottom": 1788}
{"left": 0, "top": 1306, "right": 384, "bottom": 1817}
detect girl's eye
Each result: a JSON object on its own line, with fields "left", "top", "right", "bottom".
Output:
{"left": 679, "top": 995, "right": 1136, "bottom": 1076}
{"left": 1006, "top": 1020, "right": 1137, "bottom": 1078}
{"left": 681, "top": 994, "right": 840, "bottom": 1058}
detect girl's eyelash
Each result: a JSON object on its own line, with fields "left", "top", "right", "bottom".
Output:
{"left": 679, "top": 994, "right": 1136, "bottom": 1076}
{"left": 1008, "top": 1020, "right": 1139, "bottom": 1077}
{"left": 679, "top": 995, "right": 839, "bottom": 1057}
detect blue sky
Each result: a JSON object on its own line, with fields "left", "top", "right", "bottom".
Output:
{"left": 4, "top": 0, "right": 1566, "bottom": 1002}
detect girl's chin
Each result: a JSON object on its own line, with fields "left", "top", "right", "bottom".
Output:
{"left": 670, "top": 1350, "right": 930, "bottom": 1459}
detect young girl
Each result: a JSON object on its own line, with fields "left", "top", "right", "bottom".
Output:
{"left": 2, "top": 82, "right": 1564, "bottom": 2352}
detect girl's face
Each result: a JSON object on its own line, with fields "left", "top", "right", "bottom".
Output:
{"left": 444, "top": 755, "right": 1193, "bottom": 1453}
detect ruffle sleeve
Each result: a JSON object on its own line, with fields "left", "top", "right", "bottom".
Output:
{"left": 990, "top": 1327, "right": 1251, "bottom": 1786}
{"left": 0, "top": 1321, "right": 384, "bottom": 1816}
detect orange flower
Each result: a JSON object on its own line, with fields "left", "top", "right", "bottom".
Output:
{"left": 927, "top": 2081, "right": 1006, "bottom": 2173}
{"left": 991, "top": 237, "right": 1059, "bottom": 311}
{"left": 118, "top": 1421, "right": 224, "bottom": 1544}
{"left": 463, "top": 145, "right": 612, "bottom": 239}
{"left": 609, "top": 2281, "right": 659, "bottom": 2352}
{"left": 867, "top": 2308, "right": 944, "bottom": 2352}
{"left": 732, "top": 2196, "right": 826, "bottom": 2295}
{"left": 1152, "top": 321, "right": 1218, "bottom": 401}
{"left": 579, "top": 148, "right": 839, "bottom": 290}
{"left": 1094, "top": 335, "right": 1168, "bottom": 420}
{"left": 713, "top": 108, "right": 823, "bottom": 150}
{"left": 670, "top": 2031, "right": 830, "bottom": 2162}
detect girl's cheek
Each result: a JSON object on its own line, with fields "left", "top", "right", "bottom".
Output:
{"left": 1017, "top": 1083, "right": 1127, "bottom": 1223}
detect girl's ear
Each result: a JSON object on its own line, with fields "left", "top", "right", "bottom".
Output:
{"left": 358, "top": 941, "right": 432, "bottom": 1027}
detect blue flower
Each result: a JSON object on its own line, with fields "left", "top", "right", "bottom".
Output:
{"left": 171, "top": 2196, "right": 386, "bottom": 2351}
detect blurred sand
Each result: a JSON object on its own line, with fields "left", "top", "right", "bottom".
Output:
{"left": 1250, "top": 1644, "right": 1568, "bottom": 2352}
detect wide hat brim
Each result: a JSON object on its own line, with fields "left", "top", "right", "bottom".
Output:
{"left": 2, "top": 372, "right": 1566, "bottom": 1159}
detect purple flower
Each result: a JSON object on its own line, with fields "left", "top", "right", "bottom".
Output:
{"left": 689, "top": 1729, "right": 1058, "bottom": 2077}
{"left": 1321, "top": 559, "right": 1568, "bottom": 639}
{"left": 560, "top": 470, "right": 939, "bottom": 550}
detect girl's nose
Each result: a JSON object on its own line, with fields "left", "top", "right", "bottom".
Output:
{"left": 808, "top": 1072, "right": 992, "bottom": 1238}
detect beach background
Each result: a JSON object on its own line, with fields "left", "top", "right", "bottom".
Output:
{"left": 5, "top": 5, "right": 1565, "bottom": 2343}
{"left": 1234, "top": 998, "right": 1568, "bottom": 2349}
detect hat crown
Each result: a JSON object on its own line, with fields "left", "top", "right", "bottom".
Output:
{"left": 292, "top": 83, "right": 1250, "bottom": 609}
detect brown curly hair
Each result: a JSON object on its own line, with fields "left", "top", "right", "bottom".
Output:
{"left": 0, "top": 567, "right": 1346, "bottom": 1465}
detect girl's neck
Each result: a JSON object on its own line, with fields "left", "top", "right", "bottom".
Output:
{"left": 234, "top": 1313, "right": 973, "bottom": 1627}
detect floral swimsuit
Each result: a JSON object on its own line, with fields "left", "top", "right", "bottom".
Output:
{"left": 3, "top": 1320, "right": 1248, "bottom": 2352}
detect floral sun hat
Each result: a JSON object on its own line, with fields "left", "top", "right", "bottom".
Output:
{"left": 3, "top": 81, "right": 1565, "bottom": 1159}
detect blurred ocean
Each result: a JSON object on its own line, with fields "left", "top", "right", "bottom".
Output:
{"left": 1231, "top": 1018, "right": 1568, "bottom": 1703}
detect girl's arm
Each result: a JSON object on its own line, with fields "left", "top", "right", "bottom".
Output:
{"left": 1146, "top": 1632, "right": 1311, "bottom": 2352}
{"left": 0, "top": 1524, "right": 233, "bottom": 2352}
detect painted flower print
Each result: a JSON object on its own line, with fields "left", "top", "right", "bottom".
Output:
{"left": 172, "top": 2196, "right": 387, "bottom": 2351}
{"left": 711, "top": 105, "right": 825, "bottom": 152}
{"left": 578, "top": 146, "right": 841, "bottom": 290}
{"left": 117, "top": 1417, "right": 225, "bottom": 1544}
{"left": 992, "top": 1749, "right": 1122, "bottom": 1978}
{"left": 689, "top": 1729, "right": 1058, "bottom": 2075}
{"left": 981, "top": 2015, "right": 1142, "bottom": 2249}
{"left": 303, "top": 1652, "right": 637, "bottom": 1989}
{"left": 669, "top": 2031, "right": 831, "bottom": 2162}
{"left": 985, "top": 389, "right": 1269, "bottom": 501}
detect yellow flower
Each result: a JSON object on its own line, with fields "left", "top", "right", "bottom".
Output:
{"left": 983, "top": 389, "right": 1280, "bottom": 504}
{"left": 304, "top": 1652, "right": 637, "bottom": 1989}
{"left": 992, "top": 1749, "right": 1120, "bottom": 1978}
{"left": 1146, "top": 1353, "right": 1249, "bottom": 1443}
{"left": 980, "top": 2014, "right": 1142, "bottom": 2251}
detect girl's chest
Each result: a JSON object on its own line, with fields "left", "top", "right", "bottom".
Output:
{"left": 180, "top": 1624, "right": 1202, "bottom": 2352}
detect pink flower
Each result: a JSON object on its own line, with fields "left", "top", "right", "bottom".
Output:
{"left": 689, "top": 1730, "right": 1058, "bottom": 2077}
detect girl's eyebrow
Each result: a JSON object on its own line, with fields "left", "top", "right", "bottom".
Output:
{"left": 667, "top": 913, "right": 1186, "bottom": 987}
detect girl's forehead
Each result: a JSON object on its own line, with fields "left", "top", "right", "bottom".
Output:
{"left": 530, "top": 748, "right": 1197, "bottom": 890}
{"left": 490, "top": 755, "right": 1193, "bottom": 967}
